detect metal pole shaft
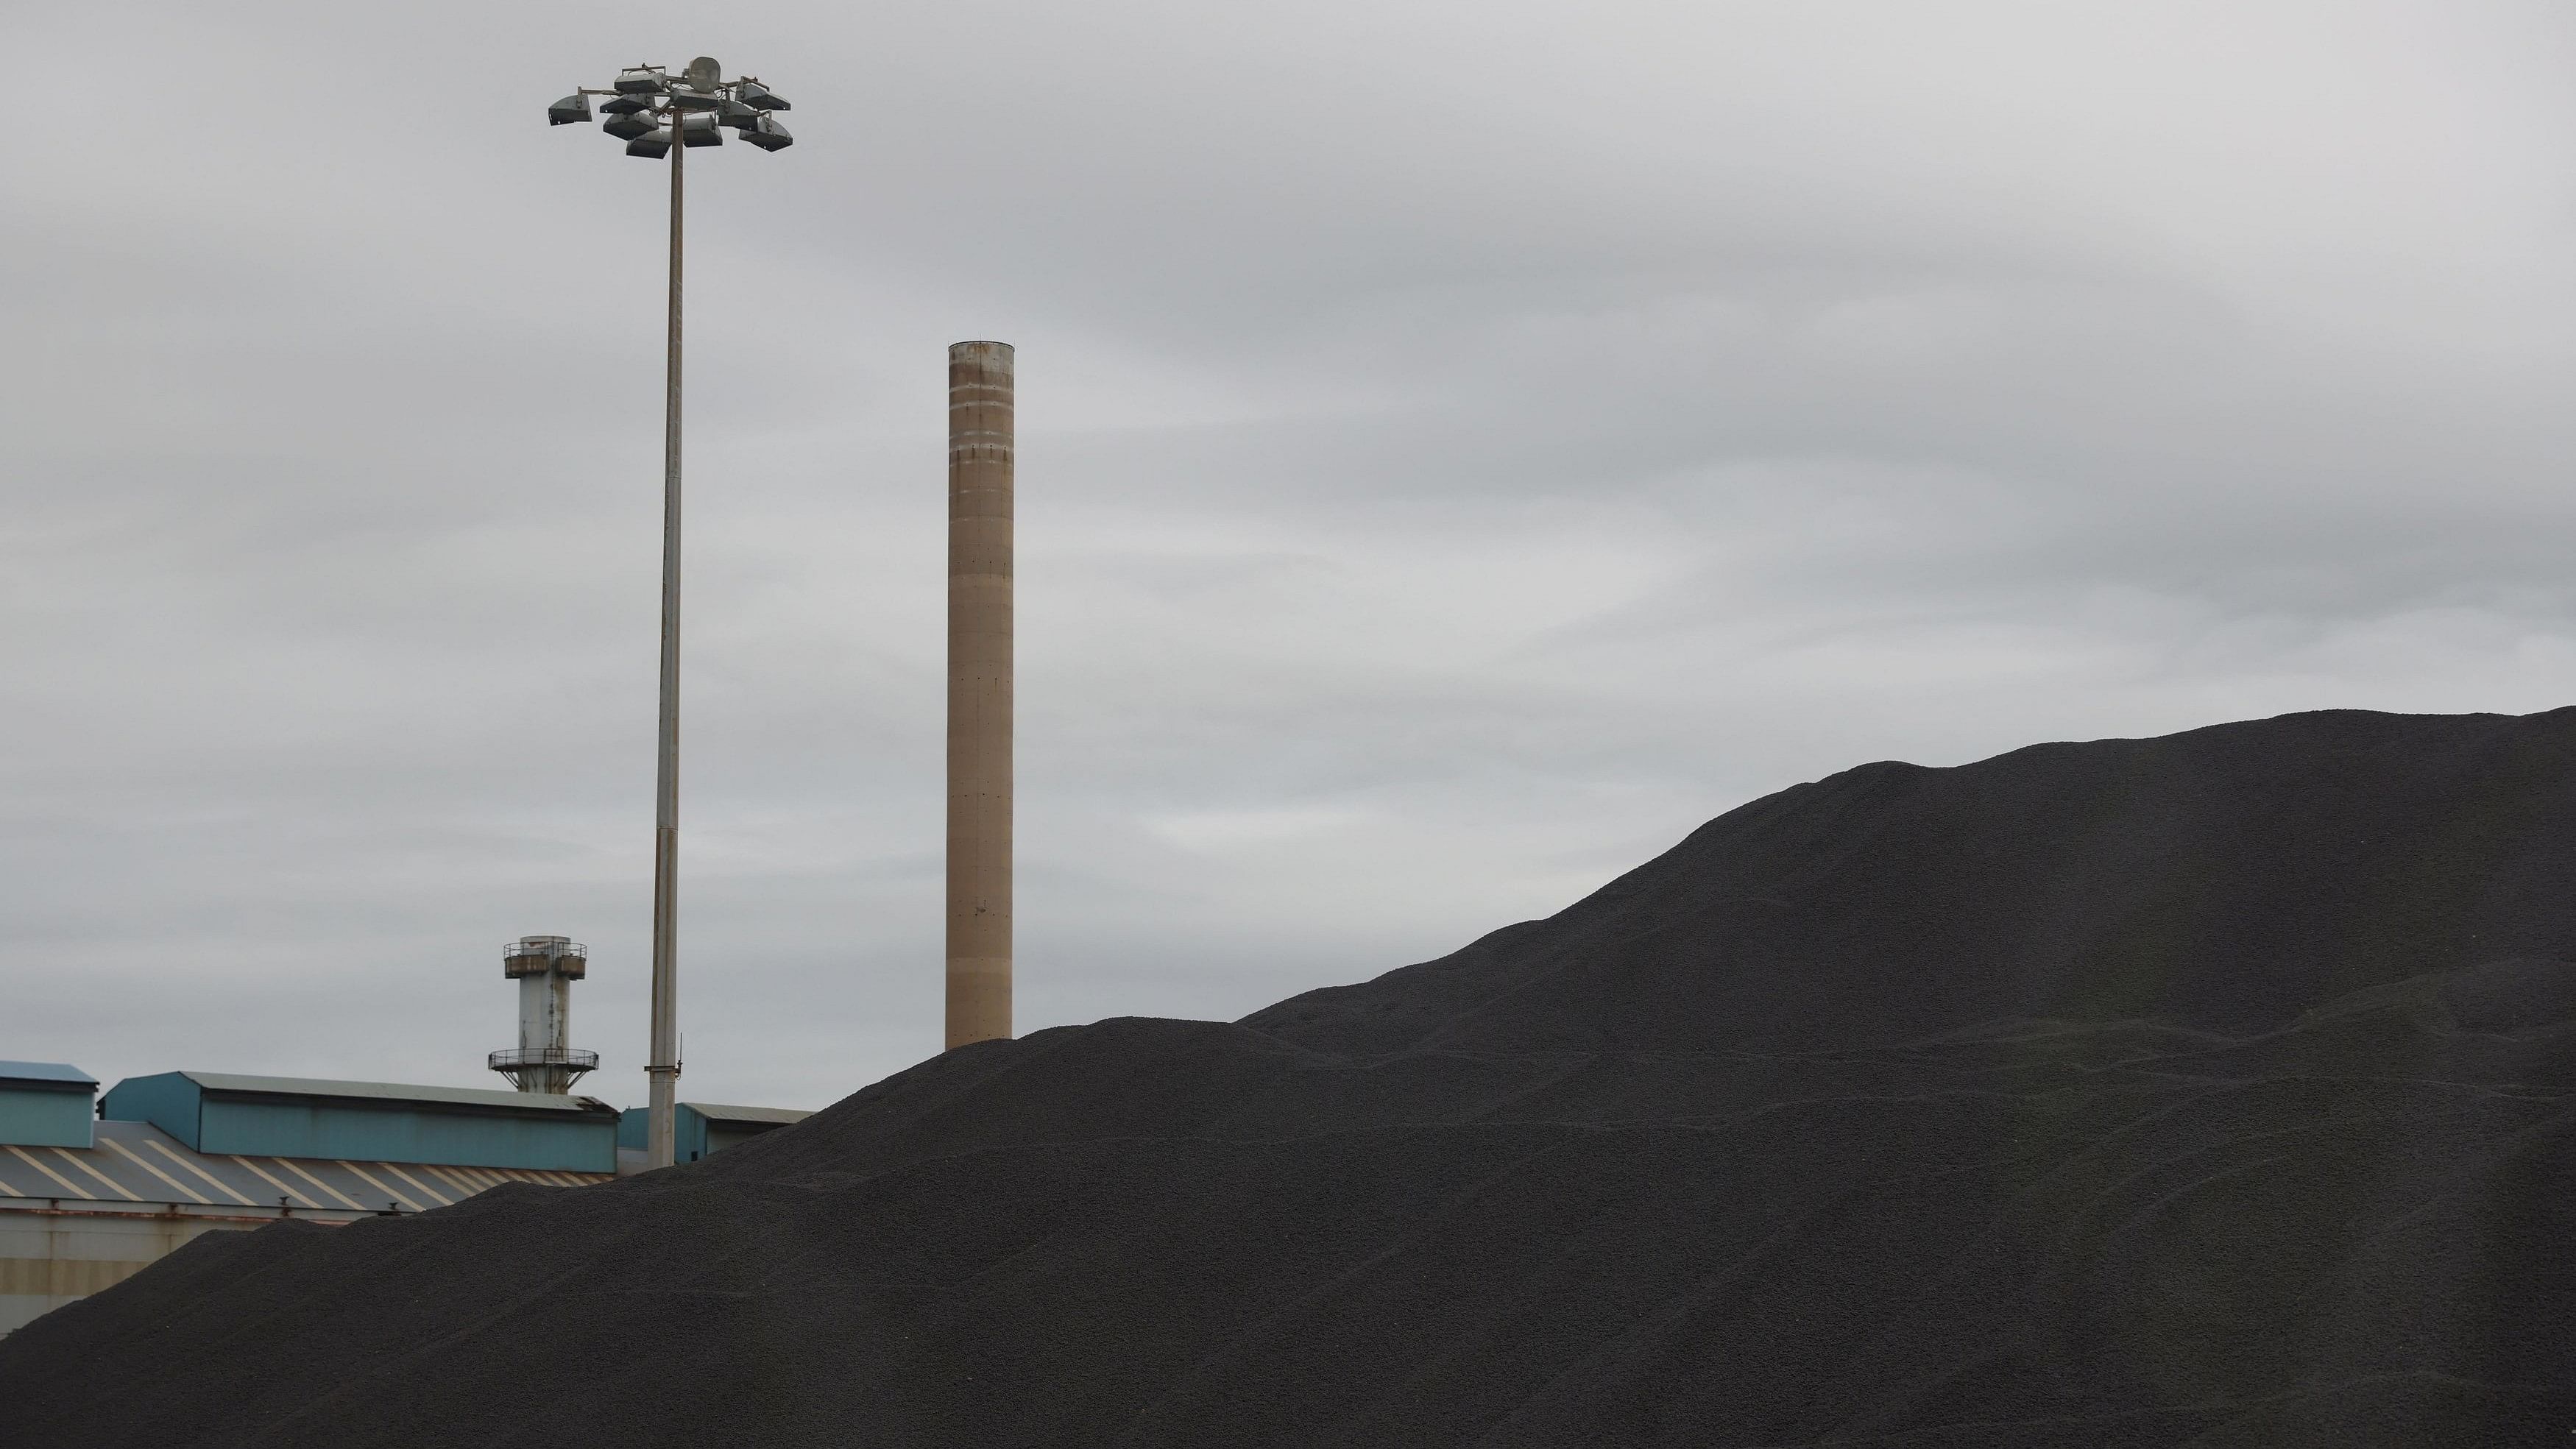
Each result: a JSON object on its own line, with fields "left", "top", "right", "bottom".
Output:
{"left": 645, "top": 116, "right": 684, "bottom": 1169}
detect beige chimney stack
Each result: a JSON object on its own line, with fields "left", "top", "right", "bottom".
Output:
{"left": 946, "top": 341, "right": 1014, "bottom": 1049}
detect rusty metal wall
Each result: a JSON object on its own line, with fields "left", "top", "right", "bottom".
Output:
{"left": 946, "top": 341, "right": 1015, "bottom": 1049}
{"left": 0, "top": 1208, "right": 245, "bottom": 1336}
{"left": 0, "top": 1118, "right": 612, "bottom": 1336}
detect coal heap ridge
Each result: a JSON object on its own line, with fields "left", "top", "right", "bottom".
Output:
{"left": 6, "top": 707, "right": 2574, "bottom": 1448}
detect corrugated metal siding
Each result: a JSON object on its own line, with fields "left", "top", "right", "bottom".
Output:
{"left": 0, "top": 1086, "right": 93, "bottom": 1150}
{"left": 199, "top": 1097, "right": 615, "bottom": 1174}
{"left": 0, "top": 1062, "right": 96, "bottom": 1088}
{"left": 0, "top": 1120, "right": 612, "bottom": 1336}
{"left": 98, "top": 1073, "right": 200, "bottom": 1150}
{"left": 618, "top": 1105, "right": 712, "bottom": 1159}
{"left": 179, "top": 1072, "right": 601, "bottom": 1113}
{"left": 705, "top": 1125, "right": 770, "bottom": 1155}
{"left": 0, "top": 1211, "right": 229, "bottom": 1336}
{"left": 0, "top": 1120, "right": 610, "bottom": 1214}
{"left": 686, "top": 1102, "right": 813, "bottom": 1127}
{"left": 103, "top": 1073, "right": 619, "bottom": 1173}
{"left": 619, "top": 1102, "right": 812, "bottom": 1162}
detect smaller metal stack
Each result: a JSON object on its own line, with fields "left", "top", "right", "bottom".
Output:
{"left": 489, "top": 936, "right": 599, "bottom": 1096}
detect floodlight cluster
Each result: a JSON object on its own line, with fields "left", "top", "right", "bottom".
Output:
{"left": 548, "top": 57, "right": 793, "bottom": 156}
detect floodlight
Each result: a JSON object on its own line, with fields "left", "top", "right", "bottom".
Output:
{"left": 538, "top": 55, "right": 801, "bottom": 1172}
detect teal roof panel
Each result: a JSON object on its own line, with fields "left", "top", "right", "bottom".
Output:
{"left": 179, "top": 1072, "right": 610, "bottom": 1115}
{"left": 682, "top": 1102, "right": 811, "bottom": 1127}
{"left": 0, "top": 1062, "right": 97, "bottom": 1089}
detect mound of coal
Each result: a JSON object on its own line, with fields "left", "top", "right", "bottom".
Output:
{"left": 1250, "top": 706, "right": 2576, "bottom": 1055}
{"left": 6, "top": 709, "right": 2573, "bottom": 1448}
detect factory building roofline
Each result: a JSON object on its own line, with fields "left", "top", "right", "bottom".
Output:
{"left": 615, "top": 1101, "right": 810, "bottom": 1163}
{"left": 679, "top": 1102, "right": 812, "bottom": 1127}
{"left": 1, "top": 1064, "right": 98, "bottom": 1150}
{"left": 171, "top": 1072, "right": 611, "bottom": 1115}
{"left": 0, "top": 1063, "right": 97, "bottom": 1091}
{"left": 0, "top": 1118, "right": 613, "bottom": 1336}
{"left": 0, "top": 1118, "right": 609, "bottom": 1214}
{"left": 105, "top": 1073, "right": 619, "bottom": 1173}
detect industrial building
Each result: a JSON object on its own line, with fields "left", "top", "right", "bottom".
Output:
{"left": 106, "top": 1071, "right": 618, "bottom": 1174}
{"left": 0, "top": 1064, "right": 618, "bottom": 1336}
{"left": 618, "top": 1101, "right": 811, "bottom": 1163}
{"left": 3, "top": 935, "right": 810, "bottom": 1336}
{"left": 0, "top": 1062, "right": 96, "bottom": 1150}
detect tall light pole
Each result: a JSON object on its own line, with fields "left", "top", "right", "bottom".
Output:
{"left": 548, "top": 59, "right": 793, "bottom": 1169}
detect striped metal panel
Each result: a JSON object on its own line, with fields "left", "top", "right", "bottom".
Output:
{"left": 0, "top": 1119, "right": 609, "bottom": 1215}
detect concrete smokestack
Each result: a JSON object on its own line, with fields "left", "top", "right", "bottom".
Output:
{"left": 947, "top": 341, "right": 1014, "bottom": 1049}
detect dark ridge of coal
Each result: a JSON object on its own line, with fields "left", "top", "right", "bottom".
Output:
{"left": 4, "top": 709, "right": 2573, "bottom": 1448}
{"left": 1245, "top": 707, "right": 2576, "bottom": 1055}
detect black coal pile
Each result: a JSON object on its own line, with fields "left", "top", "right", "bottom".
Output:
{"left": 6, "top": 708, "right": 2573, "bottom": 1448}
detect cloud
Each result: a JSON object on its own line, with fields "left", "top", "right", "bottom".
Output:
{"left": 7, "top": 0, "right": 2576, "bottom": 1109}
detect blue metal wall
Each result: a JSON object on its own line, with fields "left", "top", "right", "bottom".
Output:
{"left": 617, "top": 1105, "right": 713, "bottom": 1162}
{"left": 99, "top": 1074, "right": 198, "bottom": 1150}
{"left": 201, "top": 1097, "right": 614, "bottom": 1173}
{"left": 0, "top": 1085, "right": 93, "bottom": 1149}
{"left": 706, "top": 1124, "right": 777, "bottom": 1155}
{"left": 615, "top": 1105, "right": 802, "bottom": 1163}
{"left": 106, "top": 1074, "right": 615, "bottom": 1173}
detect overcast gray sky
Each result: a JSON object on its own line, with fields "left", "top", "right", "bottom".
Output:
{"left": 8, "top": 1, "right": 2576, "bottom": 1110}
